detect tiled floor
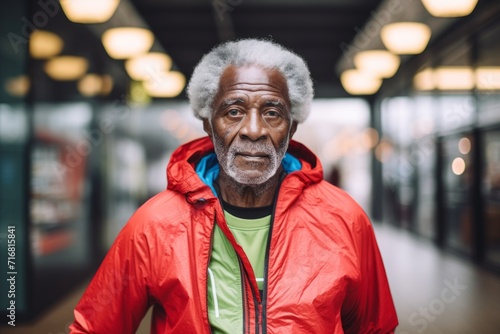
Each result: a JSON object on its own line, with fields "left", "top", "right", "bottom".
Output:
{"left": 2, "top": 224, "right": 499, "bottom": 334}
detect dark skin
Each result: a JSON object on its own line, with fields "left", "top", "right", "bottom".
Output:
{"left": 203, "top": 65, "right": 298, "bottom": 208}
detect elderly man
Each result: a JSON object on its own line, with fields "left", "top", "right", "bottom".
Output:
{"left": 70, "top": 39, "right": 398, "bottom": 334}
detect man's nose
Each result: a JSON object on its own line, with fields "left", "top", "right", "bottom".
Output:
{"left": 239, "top": 111, "right": 267, "bottom": 141}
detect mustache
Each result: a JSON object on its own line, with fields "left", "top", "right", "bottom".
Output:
{"left": 229, "top": 142, "right": 276, "bottom": 155}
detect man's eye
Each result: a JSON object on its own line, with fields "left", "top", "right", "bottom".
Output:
{"left": 228, "top": 109, "right": 240, "bottom": 116}
{"left": 266, "top": 110, "right": 280, "bottom": 117}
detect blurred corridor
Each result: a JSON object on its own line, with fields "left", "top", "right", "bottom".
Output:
{"left": 1, "top": 0, "right": 500, "bottom": 332}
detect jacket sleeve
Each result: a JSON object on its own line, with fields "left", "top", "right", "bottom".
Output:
{"left": 341, "top": 212, "right": 398, "bottom": 334}
{"left": 69, "top": 213, "right": 153, "bottom": 333}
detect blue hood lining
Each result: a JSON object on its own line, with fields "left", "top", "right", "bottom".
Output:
{"left": 195, "top": 152, "right": 302, "bottom": 197}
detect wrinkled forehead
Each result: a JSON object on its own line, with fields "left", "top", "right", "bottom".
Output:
{"left": 215, "top": 64, "right": 290, "bottom": 101}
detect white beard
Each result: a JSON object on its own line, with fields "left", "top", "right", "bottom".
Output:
{"left": 213, "top": 134, "right": 289, "bottom": 185}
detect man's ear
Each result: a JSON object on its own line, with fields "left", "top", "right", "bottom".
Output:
{"left": 289, "top": 121, "right": 298, "bottom": 139}
{"left": 203, "top": 119, "right": 213, "bottom": 138}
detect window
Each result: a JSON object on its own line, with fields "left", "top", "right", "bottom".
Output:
{"left": 442, "top": 134, "right": 474, "bottom": 255}
{"left": 483, "top": 130, "right": 500, "bottom": 266}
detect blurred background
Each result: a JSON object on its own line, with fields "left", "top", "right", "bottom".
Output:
{"left": 0, "top": 0, "right": 499, "bottom": 333}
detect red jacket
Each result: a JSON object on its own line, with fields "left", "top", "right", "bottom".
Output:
{"left": 70, "top": 137, "right": 398, "bottom": 333}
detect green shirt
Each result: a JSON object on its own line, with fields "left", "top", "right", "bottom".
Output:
{"left": 207, "top": 210, "right": 271, "bottom": 334}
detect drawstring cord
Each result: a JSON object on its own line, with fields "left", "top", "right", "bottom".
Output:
{"left": 207, "top": 268, "right": 220, "bottom": 318}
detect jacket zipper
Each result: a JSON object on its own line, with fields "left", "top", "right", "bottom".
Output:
{"left": 244, "top": 266, "right": 260, "bottom": 334}
{"left": 238, "top": 240, "right": 262, "bottom": 334}
{"left": 261, "top": 173, "right": 286, "bottom": 333}
{"left": 206, "top": 216, "right": 216, "bottom": 334}
{"left": 251, "top": 276, "right": 260, "bottom": 334}
{"left": 239, "top": 258, "right": 249, "bottom": 334}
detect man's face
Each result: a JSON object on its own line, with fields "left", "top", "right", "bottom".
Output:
{"left": 205, "top": 65, "right": 297, "bottom": 185}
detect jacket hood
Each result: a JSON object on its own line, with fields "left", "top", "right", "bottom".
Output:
{"left": 166, "top": 136, "right": 324, "bottom": 204}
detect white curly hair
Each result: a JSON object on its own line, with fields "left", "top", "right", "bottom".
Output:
{"left": 187, "top": 38, "right": 314, "bottom": 123}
